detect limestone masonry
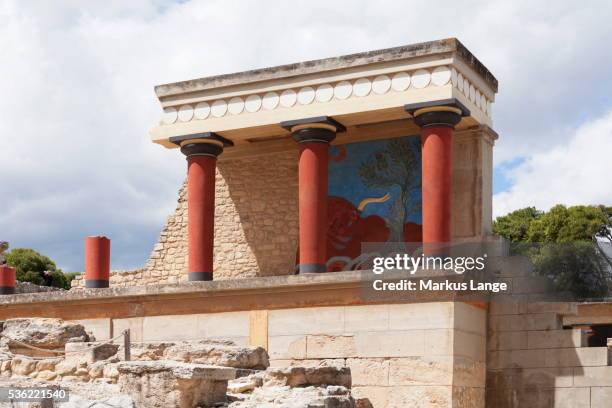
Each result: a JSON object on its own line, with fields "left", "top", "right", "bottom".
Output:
{"left": 5, "top": 39, "right": 612, "bottom": 408}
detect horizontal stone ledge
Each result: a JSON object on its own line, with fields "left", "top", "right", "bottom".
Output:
{"left": 116, "top": 360, "right": 236, "bottom": 380}
{"left": 0, "top": 270, "right": 368, "bottom": 305}
{"left": 0, "top": 269, "right": 493, "bottom": 307}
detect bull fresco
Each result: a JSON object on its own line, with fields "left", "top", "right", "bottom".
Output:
{"left": 326, "top": 136, "right": 422, "bottom": 271}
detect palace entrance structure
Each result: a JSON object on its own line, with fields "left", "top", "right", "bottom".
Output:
{"left": 148, "top": 37, "right": 496, "bottom": 280}
{"left": 2, "top": 39, "right": 611, "bottom": 408}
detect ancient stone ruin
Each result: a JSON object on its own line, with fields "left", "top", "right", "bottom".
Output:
{"left": 0, "top": 317, "right": 366, "bottom": 407}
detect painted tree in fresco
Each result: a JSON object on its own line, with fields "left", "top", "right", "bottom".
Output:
{"left": 358, "top": 138, "right": 421, "bottom": 241}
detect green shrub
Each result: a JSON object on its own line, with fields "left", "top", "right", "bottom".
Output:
{"left": 494, "top": 205, "right": 612, "bottom": 299}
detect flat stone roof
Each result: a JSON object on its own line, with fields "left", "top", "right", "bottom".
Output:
{"left": 154, "top": 38, "right": 498, "bottom": 98}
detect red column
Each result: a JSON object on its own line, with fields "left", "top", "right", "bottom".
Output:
{"left": 0, "top": 265, "right": 16, "bottom": 295}
{"left": 421, "top": 126, "right": 454, "bottom": 245}
{"left": 85, "top": 236, "right": 110, "bottom": 288}
{"left": 409, "top": 105, "right": 463, "bottom": 255}
{"left": 282, "top": 118, "right": 342, "bottom": 274}
{"left": 187, "top": 154, "right": 216, "bottom": 281}
{"left": 298, "top": 141, "right": 329, "bottom": 273}
{"left": 173, "top": 134, "right": 232, "bottom": 282}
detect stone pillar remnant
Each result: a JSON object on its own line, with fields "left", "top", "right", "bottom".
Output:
{"left": 0, "top": 265, "right": 16, "bottom": 294}
{"left": 85, "top": 236, "right": 110, "bottom": 288}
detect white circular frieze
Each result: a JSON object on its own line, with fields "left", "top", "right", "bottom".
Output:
{"left": 162, "top": 107, "right": 178, "bottom": 125}
{"left": 211, "top": 99, "right": 228, "bottom": 117}
{"left": 476, "top": 91, "right": 482, "bottom": 108}
{"left": 391, "top": 72, "right": 411, "bottom": 91}
{"left": 228, "top": 97, "right": 245, "bottom": 115}
{"left": 463, "top": 78, "right": 470, "bottom": 97}
{"left": 262, "top": 92, "right": 279, "bottom": 110}
{"left": 451, "top": 68, "right": 458, "bottom": 87}
{"left": 334, "top": 81, "right": 352, "bottom": 100}
{"left": 372, "top": 75, "right": 391, "bottom": 94}
{"left": 177, "top": 105, "right": 194, "bottom": 122}
{"left": 297, "top": 87, "right": 315, "bottom": 105}
{"left": 280, "top": 89, "right": 297, "bottom": 107}
{"left": 315, "top": 84, "right": 334, "bottom": 102}
{"left": 353, "top": 78, "right": 371, "bottom": 97}
{"left": 431, "top": 66, "right": 451, "bottom": 86}
{"left": 469, "top": 84, "right": 476, "bottom": 102}
{"left": 245, "top": 94, "right": 262, "bottom": 113}
{"left": 194, "top": 102, "right": 210, "bottom": 120}
{"left": 457, "top": 73, "right": 464, "bottom": 92}
{"left": 411, "top": 69, "right": 431, "bottom": 89}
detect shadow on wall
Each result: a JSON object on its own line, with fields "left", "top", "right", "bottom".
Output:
{"left": 486, "top": 257, "right": 588, "bottom": 408}
{"left": 216, "top": 150, "right": 299, "bottom": 278}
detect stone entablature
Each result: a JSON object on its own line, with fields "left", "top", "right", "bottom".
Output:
{"left": 150, "top": 38, "right": 496, "bottom": 151}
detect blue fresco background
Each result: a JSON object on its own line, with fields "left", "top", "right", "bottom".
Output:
{"left": 329, "top": 135, "right": 422, "bottom": 225}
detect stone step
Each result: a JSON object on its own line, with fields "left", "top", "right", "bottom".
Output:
{"left": 117, "top": 360, "right": 236, "bottom": 408}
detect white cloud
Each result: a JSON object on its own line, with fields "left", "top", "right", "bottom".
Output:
{"left": 1, "top": 0, "right": 611, "bottom": 269}
{"left": 494, "top": 110, "right": 612, "bottom": 217}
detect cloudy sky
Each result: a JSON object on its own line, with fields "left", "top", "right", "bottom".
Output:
{"left": 1, "top": 0, "right": 611, "bottom": 271}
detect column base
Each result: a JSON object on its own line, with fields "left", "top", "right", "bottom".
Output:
{"left": 188, "top": 272, "right": 213, "bottom": 281}
{"left": 298, "top": 264, "right": 327, "bottom": 274}
{"left": 85, "top": 280, "right": 109, "bottom": 288}
{"left": 0, "top": 286, "right": 15, "bottom": 295}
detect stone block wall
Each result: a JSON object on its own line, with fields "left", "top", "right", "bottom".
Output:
{"left": 72, "top": 150, "right": 299, "bottom": 289}
{"left": 486, "top": 257, "right": 612, "bottom": 407}
{"left": 144, "top": 150, "right": 299, "bottom": 282}
{"left": 266, "top": 302, "right": 487, "bottom": 408}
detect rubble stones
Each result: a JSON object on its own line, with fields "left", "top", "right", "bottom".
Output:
{"left": 0, "top": 318, "right": 366, "bottom": 408}
{"left": 226, "top": 384, "right": 356, "bottom": 408}
{"left": 0, "top": 318, "right": 90, "bottom": 351}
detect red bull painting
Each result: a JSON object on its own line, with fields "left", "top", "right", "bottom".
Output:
{"left": 325, "top": 136, "right": 422, "bottom": 271}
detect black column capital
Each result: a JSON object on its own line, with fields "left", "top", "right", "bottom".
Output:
{"left": 405, "top": 98, "right": 470, "bottom": 129}
{"left": 170, "top": 132, "right": 234, "bottom": 158}
{"left": 280, "top": 116, "right": 345, "bottom": 144}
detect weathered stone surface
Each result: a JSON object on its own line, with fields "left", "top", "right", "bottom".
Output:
{"left": 389, "top": 356, "right": 453, "bottom": 386}
{"left": 15, "top": 281, "right": 64, "bottom": 294}
{"left": 386, "top": 385, "right": 451, "bottom": 408}
{"left": 117, "top": 360, "right": 235, "bottom": 408}
{"left": 164, "top": 341, "right": 269, "bottom": 369}
{"left": 130, "top": 340, "right": 269, "bottom": 370}
{"left": 62, "top": 394, "right": 135, "bottom": 408}
{"left": 346, "top": 358, "right": 389, "bottom": 386}
{"left": 65, "top": 342, "right": 119, "bottom": 364}
{"left": 263, "top": 366, "right": 351, "bottom": 388}
{"left": 227, "top": 384, "right": 356, "bottom": 408}
{"left": 10, "top": 356, "right": 37, "bottom": 376}
{"left": 307, "top": 335, "right": 356, "bottom": 359}
{"left": 0, "top": 377, "right": 134, "bottom": 407}
{"left": 1, "top": 318, "right": 90, "bottom": 350}
{"left": 227, "top": 376, "right": 262, "bottom": 394}
{"left": 117, "top": 360, "right": 235, "bottom": 380}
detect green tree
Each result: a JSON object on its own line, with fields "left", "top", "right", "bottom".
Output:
{"left": 4, "top": 248, "right": 72, "bottom": 289}
{"left": 526, "top": 205, "right": 609, "bottom": 243}
{"left": 493, "top": 207, "right": 542, "bottom": 242}
{"left": 494, "top": 205, "right": 612, "bottom": 299}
